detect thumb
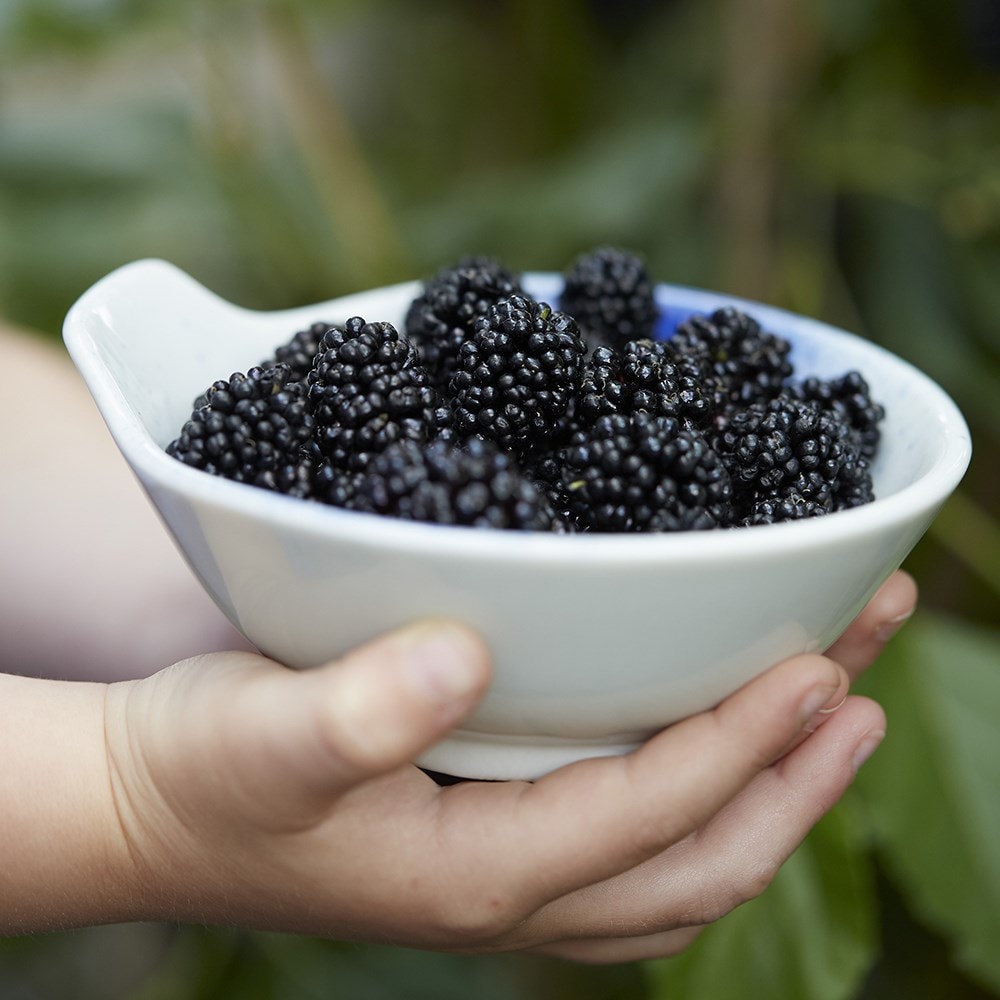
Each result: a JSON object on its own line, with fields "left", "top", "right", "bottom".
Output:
{"left": 230, "top": 621, "right": 491, "bottom": 818}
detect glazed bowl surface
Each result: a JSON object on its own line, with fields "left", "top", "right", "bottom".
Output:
{"left": 63, "top": 259, "right": 972, "bottom": 779}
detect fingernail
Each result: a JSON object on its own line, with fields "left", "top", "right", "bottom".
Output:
{"left": 874, "top": 610, "right": 914, "bottom": 644}
{"left": 852, "top": 730, "right": 885, "bottom": 772}
{"left": 799, "top": 683, "right": 842, "bottom": 727}
{"left": 817, "top": 693, "right": 848, "bottom": 715}
{"left": 400, "top": 623, "right": 485, "bottom": 703}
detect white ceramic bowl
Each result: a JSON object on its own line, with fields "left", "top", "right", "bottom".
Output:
{"left": 64, "top": 259, "right": 971, "bottom": 780}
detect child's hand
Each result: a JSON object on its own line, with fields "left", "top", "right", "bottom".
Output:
{"left": 84, "top": 571, "right": 913, "bottom": 963}
{"left": 0, "top": 324, "right": 918, "bottom": 959}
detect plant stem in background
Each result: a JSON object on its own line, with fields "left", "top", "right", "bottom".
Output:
{"left": 714, "top": 0, "right": 802, "bottom": 300}
{"left": 265, "top": 6, "right": 408, "bottom": 288}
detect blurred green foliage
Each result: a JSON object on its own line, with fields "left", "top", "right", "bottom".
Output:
{"left": 1, "top": 0, "right": 998, "bottom": 997}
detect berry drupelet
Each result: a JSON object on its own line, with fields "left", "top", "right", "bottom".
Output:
{"left": 449, "top": 294, "right": 587, "bottom": 456}
{"left": 404, "top": 257, "right": 522, "bottom": 392}
{"left": 560, "top": 246, "right": 658, "bottom": 351}
{"left": 669, "top": 306, "right": 793, "bottom": 411}
{"left": 559, "top": 411, "right": 732, "bottom": 532}
{"left": 356, "top": 437, "right": 555, "bottom": 531}
{"left": 168, "top": 364, "right": 314, "bottom": 497}
{"left": 307, "top": 316, "right": 450, "bottom": 480}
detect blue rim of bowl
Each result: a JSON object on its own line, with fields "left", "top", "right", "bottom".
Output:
{"left": 64, "top": 259, "right": 973, "bottom": 567}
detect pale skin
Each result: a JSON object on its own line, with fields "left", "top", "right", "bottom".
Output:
{"left": 0, "top": 325, "right": 918, "bottom": 962}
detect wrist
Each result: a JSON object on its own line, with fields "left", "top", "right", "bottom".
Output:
{"left": 0, "top": 673, "right": 141, "bottom": 934}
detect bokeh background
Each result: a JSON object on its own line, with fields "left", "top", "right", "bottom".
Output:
{"left": 1, "top": 1, "right": 998, "bottom": 997}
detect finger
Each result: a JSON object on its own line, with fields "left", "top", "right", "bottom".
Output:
{"left": 665, "top": 697, "right": 886, "bottom": 921}
{"left": 825, "top": 569, "right": 918, "bottom": 679}
{"left": 512, "top": 696, "right": 885, "bottom": 945}
{"left": 444, "top": 653, "right": 849, "bottom": 912}
{"left": 215, "top": 621, "right": 491, "bottom": 825}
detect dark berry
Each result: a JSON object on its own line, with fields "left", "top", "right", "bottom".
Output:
{"left": 522, "top": 450, "right": 584, "bottom": 533}
{"left": 713, "top": 396, "right": 839, "bottom": 494}
{"left": 356, "top": 437, "right": 554, "bottom": 531}
{"left": 577, "top": 340, "right": 713, "bottom": 431}
{"left": 167, "top": 365, "right": 315, "bottom": 498}
{"left": 560, "top": 412, "right": 732, "bottom": 532}
{"left": 669, "top": 306, "right": 793, "bottom": 409}
{"left": 789, "top": 371, "right": 883, "bottom": 461}
{"left": 713, "top": 394, "right": 872, "bottom": 521}
{"left": 309, "top": 460, "right": 363, "bottom": 508}
{"left": 741, "top": 493, "right": 830, "bottom": 527}
{"left": 306, "top": 317, "right": 451, "bottom": 475}
{"left": 449, "top": 295, "right": 587, "bottom": 456}
{"left": 834, "top": 451, "right": 876, "bottom": 510}
{"left": 405, "top": 257, "right": 522, "bottom": 392}
{"left": 254, "top": 320, "right": 331, "bottom": 383}
{"left": 560, "top": 246, "right": 658, "bottom": 350}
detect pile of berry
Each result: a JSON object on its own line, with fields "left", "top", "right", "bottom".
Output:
{"left": 167, "top": 248, "right": 883, "bottom": 532}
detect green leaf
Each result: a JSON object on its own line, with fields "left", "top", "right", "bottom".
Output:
{"left": 644, "top": 803, "right": 878, "bottom": 1000}
{"left": 856, "top": 612, "right": 1000, "bottom": 993}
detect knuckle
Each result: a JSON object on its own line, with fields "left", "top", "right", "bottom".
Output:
{"left": 628, "top": 810, "right": 685, "bottom": 860}
{"left": 729, "top": 858, "right": 779, "bottom": 910}
{"left": 427, "top": 885, "right": 521, "bottom": 946}
{"left": 313, "top": 695, "right": 397, "bottom": 775}
{"left": 619, "top": 758, "right": 696, "bottom": 853}
{"left": 693, "top": 858, "right": 778, "bottom": 925}
{"left": 705, "top": 708, "right": 772, "bottom": 776}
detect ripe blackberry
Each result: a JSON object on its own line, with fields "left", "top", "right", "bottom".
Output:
{"left": 560, "top": 412, "right": 732, "bottom": 532}
{"left": 310, "top": 460, "right": 364, "bottom": 509}
{"left": 669, "top": 306, "right": 793, "bottom": 410}
{"left": 741, "top": 493, "right": 829, "bottom": 527}
{"left": 404, "top": 257, "right": 522, "bottom": 392}
{"left": 356, "top": 437, "right": 554, "bottom": 531}
{"left": 449, "top": 295, "right": 587, "bottom": 456}
{"left": 521, "top": 450, "right": 583, "bottom": 533}
{"left": 834, "top": 451, "right": 876, "bottom": 510}
{"left": 789, "top": 371, "right": 884, "bottom": 461}
{"left": 560, "top": 246, "right": 658, "bottom": 351}
{"left": 713, "top": 395, "right": 860, "bottom": 515}
{"left": 307, "top": 317, "right": 451, "bottom": 475}
{"left": 167, "top": 364, "right": 314, "bottom": 497}
{"left": 577, "top": 341, "right": 713, "bottom": 431}
{"left": 264, "top": 320, "right": 331, "bottom": 382}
